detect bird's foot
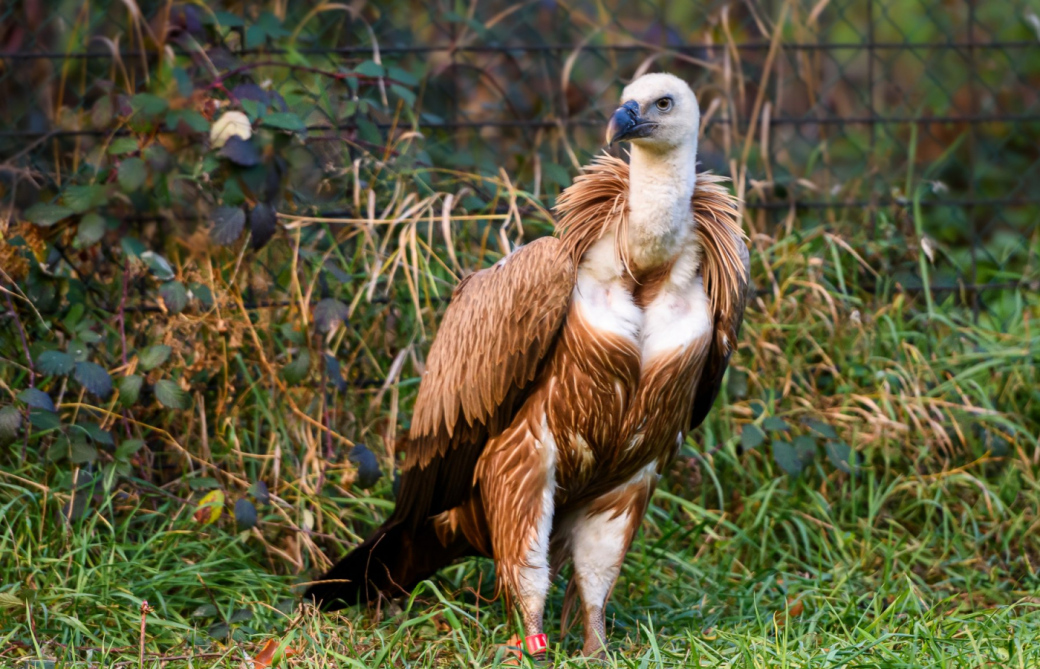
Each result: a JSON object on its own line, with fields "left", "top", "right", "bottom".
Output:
{"left": 579, "top": 641, "right": 609, "bottom": 663}
{"left": 502, "top": 633, "right": 549, "bottom": 666}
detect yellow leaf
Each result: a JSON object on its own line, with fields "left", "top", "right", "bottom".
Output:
{"left": 193, "top": 490, "right": 225, "bottom": 524}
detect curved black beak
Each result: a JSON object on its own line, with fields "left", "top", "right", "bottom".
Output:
{"left": 606, "top": 100, "right": 655, "bottom": 145}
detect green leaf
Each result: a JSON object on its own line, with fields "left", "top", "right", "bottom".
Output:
{"left": 67, "top": 339, "right": 90, "bottom": 362}
{"left": 70, "top": 440, "right": 99, "bottom": 465}
{"left": 131, "top": 93, "right": 169, "bottom": 118}
{"left": 240, "top": 98, "right": 263, "bottom": 121}
{"left": 826, "top": 440, "right": 856, "bottom": 473}
{"left": 772, "top": 439, "right": 802, "bottom": 476}
{"left": 390, "top": 84, "right": 415, "bottom": 107}
{"left": 155, "top": 379, "right": 190, "bottom": 410}
{"left": 143, "top": 143, "right": 171, "bottom": 171}
{"left": 77, "top": 330, "right": 102, "bottom": 345}
{"left": 354, "top": 60, "right": 385, "bottom": 78}
{"left": 357, "top": 118, "right": 382, "bottom": 145}
{"left": 387, "top": 65, "right": 419, "bottom": 86}
{"left": 159, "top": 281, "right": 189, "bottom": 314}
{"left": 108, "top": 137, "right": 139, "bottom": 155}
{"left": 18, "top": 388, "right": 55, "bottom": 412}
{"left": 261, "top": 112, "right": 305, "bottom": 131}
{"left": 248, "top": 203, "right": 278, "bottom": 250}
{"left": 244, "top": 25, "right": 267, "bottom": 50}
{"left": 117, "top": 157, "right": 147, "bottom": 192}
{"left": 75, "top": 361, "right": 113, "bottom": 398}
{"left": 166, "top": 109, "right": 210, "bottom": 133}
{"left": 25, "top": 203, "right": 74, "bottom": 227}
{"left": 762, "top": 416, "right": 791, "bottom": 432}
{"left": 64, "top": 303, "right": 85, "bottom": 330}
{"left": 211, "top": 206, "right": 246, "bottom": 245}
{"left": 349, "top": 443, "right": 382, "bottom": 488}
{"left": 118, "top": 375, "right": 144, "bottom": 406}
{"left": 75, "top": 213, "right": 107, "bottom": 248}
{"left": 740, "top": 424, "right": 765, "bottom": 451}
{"left": 191, "top": 283, "right": 214, "bottom": 308}
{"left": 91, "top": 96, "right": 113, "bottom": 128}
{"left": 726, "top": 369, "right": 749, "bottom": 400}
{"left": 312, "top": 298, "right": 349, "bottom": 333}
{"left": 121, "top": 236, "right": 146, "bottom": 258}
{"left": 37, "top": 350, "right": 75, "bottom": 376}
{"left": 235, "top": 498, "right": 258, "bottom": 529}
{"left": 541, "top": 162, "right": 570, "bottom": 188}
{"left": 63, "top": 184, "right": 108, "bottom": 213}
{"left": 250, "top": 480, "right": 270, "bottom": 505}
{"left": 207, "top": 10, "right": 244, "bottom": 27}
{"left": 281, "top": 351, "right": 311, "bottom": 385}
{"left": 138, "top": 345, "right": 172, "bottom": 371}
{"left": 140, "top": 251, "right": 175, "bottom": 281}
{"left": 189, "top": 477, "right": 221, "bottom": 491}
{"left": 324, "top": 353, "right": 347, "bottom": 391}
{"left": 793, "top": 435, "right": 817, "bottom": 468}
{"left": 80, "top": 421, "right": 113, "bottom": 446}
{"left": 0, "top": 405, "right": 22, "bottom": 442}
{"left": 116, "top": 438, "right": 145, "bottom": 460}
{"left": 804, "top": 419, "right": 838, "bottom": 439}
{"left": 30, "top": 409, "right": 61, "bottom": 431}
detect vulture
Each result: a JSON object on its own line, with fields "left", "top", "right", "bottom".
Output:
{"left": 306, "top": 72, "right": 749, "bottom": 658}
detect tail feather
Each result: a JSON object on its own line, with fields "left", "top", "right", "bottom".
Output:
{"left": 305, "top": 520, "right": 473, "bottom": 610}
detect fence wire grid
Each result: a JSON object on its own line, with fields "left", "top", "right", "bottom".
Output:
{"left": 2, "top": 0, "right": 1039, "bottom": 318}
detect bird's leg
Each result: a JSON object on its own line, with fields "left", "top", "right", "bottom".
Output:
{"left": 477, "top": 418, "right": 557, "bottom": 660}
{"left": 509, "top": 468, "right": 554, "bottom": 660}
{"left": 567, "top": 467, "right": 657, "bottom": 658}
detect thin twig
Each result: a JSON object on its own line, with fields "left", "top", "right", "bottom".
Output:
{"left": 138, "top": 600, "right": 152, "bottom": 669}
{"left": 4, "top": 293, "right": 34, "bottom": 388}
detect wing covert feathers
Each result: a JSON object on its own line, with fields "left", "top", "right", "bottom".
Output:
{"left": 408, "top": 236, "right": 575, "bottom": 469}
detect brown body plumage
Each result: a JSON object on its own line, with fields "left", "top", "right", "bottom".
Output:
{"left": 307, "top": 73, "right": 749, "bottom": 658}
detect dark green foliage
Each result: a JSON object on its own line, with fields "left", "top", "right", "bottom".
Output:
{"left": 117, "top": 375, "right": 144, "bottom": 406}
{"left": 349, "top": 443, "right": 382, "bottom": 488}
{"left": 37, "top": 351, "right": 75, "bottom": 376}
{"left": 235, "top": 498, "right": 258, "bottom": 529}
{"left": 159, "top": 281, "right": 189, "bottom": 314}
{"left": 313, "top": 299, "right": 349, "bottom": 333}
{"left": 0, "top": 406, "right": 22, "bottom": 442}
{"left": 155, "top": 380, "right": 190, "bottom": 410}
{"left": 18, "top": 388, "right": 54, "bottom": 412}
{"left": 281, "top": 351, "right": 311, "bottom": 385}
{"left": 74, "top": 362, "right": 113, "bottom": 398}
{"left": 211, "top": 207, "right": 246, "bottom": 246}
{"left": 740, "top": 424, "right": 765, "bottom": 451}
{"left": 138, "top": 345, "right": 172, "bottom": 371}
{"left": 248, "top": 203, "right": 278, "bottom": 250}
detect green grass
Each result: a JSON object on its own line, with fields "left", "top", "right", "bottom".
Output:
{"left": 3, "top": 331, "right": 1040, "bottom": 668}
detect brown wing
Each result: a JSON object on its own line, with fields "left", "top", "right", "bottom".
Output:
{"left": 689, "top": 174, "right": 751, "bottom": 430}
{"left": 392, "top": 236, "right": 574, "bottom": 528}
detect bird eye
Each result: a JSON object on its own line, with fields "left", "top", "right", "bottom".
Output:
{"left": 656, "top": 97, "right": 673, "bottom": 112}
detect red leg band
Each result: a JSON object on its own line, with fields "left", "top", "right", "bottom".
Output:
{"left": 524, "top": 633, "right": 548, "bottom": 654}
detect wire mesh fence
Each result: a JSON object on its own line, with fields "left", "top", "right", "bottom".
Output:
{"left": 2, "top": 0, "right": 1038, "bottom": 313}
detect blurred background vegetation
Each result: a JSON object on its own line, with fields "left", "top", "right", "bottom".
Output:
{"left": 1, "top": 0, "right": 1039, "bottom": 666}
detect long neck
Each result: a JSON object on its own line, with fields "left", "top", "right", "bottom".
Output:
{"left": 624, "top": 139, "right": 699, "bottom": 270}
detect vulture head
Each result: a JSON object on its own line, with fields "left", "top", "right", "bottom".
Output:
{"left": 605, "top": 72, "right": 700, "bottom": 152}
